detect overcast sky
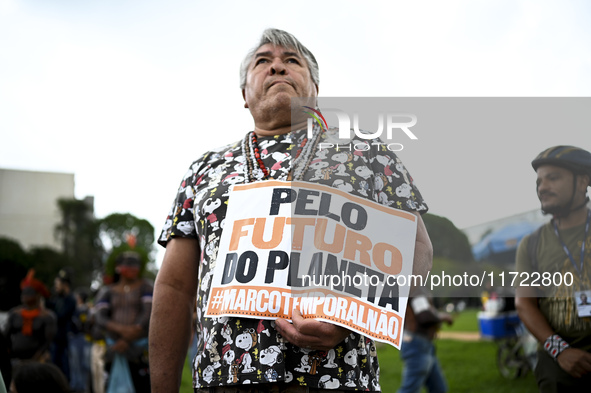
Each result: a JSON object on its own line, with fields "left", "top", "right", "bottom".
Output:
{"left": 1, "top": 0, "right": 590, "bottom": 265}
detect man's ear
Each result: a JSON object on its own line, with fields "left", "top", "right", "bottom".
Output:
{"left": 242, "top": 89, "right": 249, "bottom": 109}
{"left": 312, "top": 84, "right": 319, "bottom": 107}
{"left": 578, "top": 173, "right": 590, "bottom": 191}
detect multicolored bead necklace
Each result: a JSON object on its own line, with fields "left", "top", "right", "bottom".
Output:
{"left": 241, "top": 122, "right": 323, "bottom": 183}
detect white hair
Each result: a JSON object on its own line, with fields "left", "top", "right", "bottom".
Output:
{"left": 239, "top": 28, "right": 319, "bottom": 90}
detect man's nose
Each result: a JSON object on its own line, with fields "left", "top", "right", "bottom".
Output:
{"left": 269, "top": 58, "right": 286, "bottom": 75}
{"left": 537, "top": 178, "right": 548, "bottom": 193}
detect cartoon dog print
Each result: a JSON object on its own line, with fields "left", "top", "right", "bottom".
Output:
{"left": 221, "top": 323, "right": 233, "bottom": 345}
{"left": 323, "top": 349, "right": 338, "bottom": 368}
{"left": 344, "top": 348, "right": 358, "bottom": 367}
{"left": 330, "top": 152, "right": 352, "bottom": 176}
{"left": 395, "top": 157, "right": 410, "bottom": 183}
{"left": 260, "top": 346, "right": 283, "bottom": 366}
{"left": 332, "top": 179, "right": 353, "bottom": 192}
{"left": 294, "top": 354, "right": 311, "bottom": 373}
{"left": 357, "top": 180, "right": 370, "bottom": 197}
{"left": 319, "top": 375, "right": 341, "bottom": 389}
{"left": 235, "top": 328, "right": 257, "bottom": 373}
{"left": 373, "top": 154, "right": 397, "bottom": 178}
{"left": 222, "top": 173, "right": 244, "bottom": 187}
{"left": 236, "top": 328, "right": 257, "bottom": 351}
{"left": 308, "top": 160, "right": 330, "bottom": 181}
{"left": 345, "top": 369, "right": 357, "bottom": 388}
{"left": 395, "top": 183, "right": 412, "bottom": 198}
{"left": 222, "top": 348, "right": 238, "bottom": 384}
{"left": 202, "top": 198, "right": 221, "bottom": 216}
{"left": 258, "top": 344, "right": 283, "bottom": 382}
{"left": 308, "top": 353, "right": 323, "bottom": 375}
{"left": 359, "top": 372, "right": 369, "bottom": 389}
{"left": 202, "top": 365, "right": 215, "bottom": 384}
{"left": 354, "top": 165, "right": 372, "bottom": 179}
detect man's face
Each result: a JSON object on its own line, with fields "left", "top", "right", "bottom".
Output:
{"left": 536, "top": 165, "right": 576, "bottom": 214}
{"left": 242, "top": 43, "right": 318, "bottom": 121}
{"left": 116, "top": 259, "right": 141, "bottom": 280}
{"left": 54, "top": 278, "right": 64, "bottom": 294}
{"left": 21, "top": 287, "right": 39, "bottom": 307}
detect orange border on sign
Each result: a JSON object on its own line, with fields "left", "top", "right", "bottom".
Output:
{"left": 205, "top": 284, "right": 402, "bottom": 347}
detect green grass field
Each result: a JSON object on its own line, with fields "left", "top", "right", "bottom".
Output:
{"left": 378, "top": 339, "right": 537, "bottom": 393}
{"left": 180, "top": 309, "right": 539, "bottom": 392}
{"left": 441, "top": 308, "right": 480, "bottom": 332}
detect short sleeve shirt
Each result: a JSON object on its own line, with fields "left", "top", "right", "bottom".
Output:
{"left": 516, "top": 221, "right": 591, "bottom": 350}
{"left": 159, "top": 129, "right": 427, "bottom": 390}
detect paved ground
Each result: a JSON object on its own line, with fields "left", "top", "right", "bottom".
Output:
{"left": 438, "top": 331, "right": 482, "bottom": 341}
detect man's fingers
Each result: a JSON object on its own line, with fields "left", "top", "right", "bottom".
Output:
{"left": 291, "top": 309, "right": 323, "bottom": 337}
{"left": 558, "top": 348, "right": 591, "bottom": 377}
{"left": 275, "top": 316, "right": 322, "bottom": 348}
{"left": 580, "top": 355, "right": 591, "bottom": 374}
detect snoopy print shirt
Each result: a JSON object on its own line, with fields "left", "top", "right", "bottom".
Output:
{"left": 159, "top": 129, "right": 427, "bottom": 390}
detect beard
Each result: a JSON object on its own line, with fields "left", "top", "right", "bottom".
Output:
{"left": 541, "top": 202, "right": 561, "bottom": 214}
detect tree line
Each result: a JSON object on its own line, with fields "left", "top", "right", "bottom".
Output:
{"left": 0, "top": 198, "right": 156, "bottom": 311}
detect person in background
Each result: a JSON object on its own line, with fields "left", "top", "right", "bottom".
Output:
{"left": 69, "top": 289, "right": 91, "bottom": 393}
{"left": 88, "top": 275, "right": 112, "bottom": 393}
{"left": 94, "top": 252, "right": 153, "bottom": 392}
{"left": 398, "top": 289, "right": 453, "bottom": 393}
{"left": 4, "top": 270, "right": 56, "bottom": 367}
{"left": 0, "top": 367, "right": 6, "bottom": 393}
{"left": 9, "top": 362, "right": 69, "bottom": 393}
{"left": 516, "top": 146, "right": 591, "bottom": 392}
{"left": 0, "top": 326, "right": 11, "bottom": 391}
{"left": 46, "top": 269, "right": 76, "bottom": 383}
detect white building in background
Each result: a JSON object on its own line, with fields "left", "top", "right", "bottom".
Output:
{"left": 0, "top": 168, "right": 85, "bottom": 250}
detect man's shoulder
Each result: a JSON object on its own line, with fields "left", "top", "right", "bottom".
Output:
{"left": 181, "top": 139, "right": 242, "bottom": 180}
{"left": 519, "top": 222, "right": 551, "bottom": 248}
{"left": 40, "top": 308, "right": 57, "bottom": 321}
{"left": 516, "top": 221, "right": 552, "bottom": 271}
{"left": 193, "top": 140, "right": 242, "bottom": 165}
{"left": 520, "top": 221, "right": 551, "bottom": 245}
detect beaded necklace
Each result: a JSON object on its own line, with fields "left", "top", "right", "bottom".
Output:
{"left": 241, "top": 122, "right": 323, "bottom": 183}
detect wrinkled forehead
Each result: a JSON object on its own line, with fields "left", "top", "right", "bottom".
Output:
{"left": 250, "top": 43, "right": 305, "bottom": 67}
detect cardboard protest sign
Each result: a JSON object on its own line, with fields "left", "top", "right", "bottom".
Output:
{"left": 204, "top": 180, "right": 417, "bottom": 348}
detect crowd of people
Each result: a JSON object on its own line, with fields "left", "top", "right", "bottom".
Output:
{"left": 2, "top": 28, "right": 590, "bottom": 393}
{"left": 0, "top": 252, "right": 153, "bottom": 393}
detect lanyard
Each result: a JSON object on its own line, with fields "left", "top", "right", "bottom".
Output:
{"left": 553, "top": 209, "right": 591, "bottom": 278}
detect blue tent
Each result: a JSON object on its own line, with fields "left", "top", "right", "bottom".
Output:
{"left": 472, "top": 221, "right": 541, "bottom": 263}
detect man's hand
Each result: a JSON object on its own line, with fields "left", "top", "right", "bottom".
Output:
{"left": 438, "top": 312, "right": 454, "bottom": 326}
{"left": 111, "top": 339, "right": 130, "bottom": 354}
{"left": 275, "top": 310, "right": 350, "bottom": 351}
{"left": 118, "top": 324, "right": 143, "bottom": 342}
{"left": 557, "top": 348, "right": 591, "bottom": 378}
